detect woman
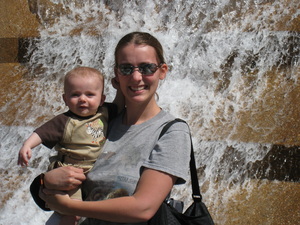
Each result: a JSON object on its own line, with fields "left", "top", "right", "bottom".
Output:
{"left": 39, "top": 32, "right": 191, "bottom": 224}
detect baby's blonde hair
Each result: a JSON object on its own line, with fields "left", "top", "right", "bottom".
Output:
{"left": 64, "top": 67, "right": 104, "bottom": 92}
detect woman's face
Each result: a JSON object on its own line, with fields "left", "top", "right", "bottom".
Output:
{"left": 115, "top": 44, "right": 167, "bottom": 106}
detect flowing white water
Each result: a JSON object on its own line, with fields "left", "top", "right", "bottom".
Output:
{"left": 0, "top": 0, "right": 299, "bottom": 224}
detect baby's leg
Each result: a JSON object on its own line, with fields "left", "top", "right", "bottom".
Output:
{"left": 45, "top": 212, "right": 61, "bottom": 225}
{"left": 58, "top": 214, "right": 80, "bottom": 225}
{"left": 45, "top": 208, "right": 80, "bottom": 225}
{"left": 57, "top": 187, "right": 82, "bottom": 225}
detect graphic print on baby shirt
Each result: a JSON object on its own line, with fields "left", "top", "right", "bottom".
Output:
{"left": 86, "top": 119, "right": 105, "bottom": 144}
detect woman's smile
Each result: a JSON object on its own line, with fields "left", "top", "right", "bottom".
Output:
{"left": 129, "top": 85, "right": 148, "bottom": 92}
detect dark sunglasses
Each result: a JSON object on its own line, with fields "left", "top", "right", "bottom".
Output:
{"left": 117, "top": 63, "right": 163, "bottom": 76}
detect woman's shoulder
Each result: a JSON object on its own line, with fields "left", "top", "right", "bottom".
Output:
{"left": 159, "top": 111, "right": 190, "bottom": 132}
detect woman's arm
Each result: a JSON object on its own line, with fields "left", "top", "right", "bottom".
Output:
{"left": 41, "top": 168, "right": 177, "bottom": 223}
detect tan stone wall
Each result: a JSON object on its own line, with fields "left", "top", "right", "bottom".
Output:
{"left": 0, "top": 0, "right": 39, "bottom": 38}
{"left": 0, "top": 0, "right": 40, "bottom": 125}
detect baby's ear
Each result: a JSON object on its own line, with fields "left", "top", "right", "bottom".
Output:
{"left": 100, "top": 95, "right": 106, "bottom": 106}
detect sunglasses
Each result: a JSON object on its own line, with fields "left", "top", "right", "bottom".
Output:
{"left": 117, "top": 63, "right": 162, "bottom": 76}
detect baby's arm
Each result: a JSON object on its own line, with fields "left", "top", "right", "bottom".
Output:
{"left": 18, "top": 132, "right": 42, "bottom": 166}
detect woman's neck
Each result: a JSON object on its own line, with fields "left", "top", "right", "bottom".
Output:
{"left": 123, "top": 101, "right": 161, "bottom": 125}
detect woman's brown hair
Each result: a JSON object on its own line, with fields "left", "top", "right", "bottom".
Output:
{"left": 114, "top": 32, "right": 165, "bottom": 66}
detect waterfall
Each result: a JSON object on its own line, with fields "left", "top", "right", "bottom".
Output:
{"left": 0, "top": 0, "right": 299, "bottom": 224}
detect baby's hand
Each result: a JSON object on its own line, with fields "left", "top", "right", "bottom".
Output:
{"left": 18, "top": 146, "right": 32, "bottom": 166}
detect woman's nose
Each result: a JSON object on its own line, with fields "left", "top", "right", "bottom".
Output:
{"left": 131, "top": 69, "right": 143, "bottom": 81}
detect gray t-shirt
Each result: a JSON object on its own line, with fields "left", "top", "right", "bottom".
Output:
{"left": 81, "top": 110, "right": 191, "bottom": 225}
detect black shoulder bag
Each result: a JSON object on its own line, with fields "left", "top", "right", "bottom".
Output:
{"left": 148, "top": 118, "right": 215, "bottom": 225}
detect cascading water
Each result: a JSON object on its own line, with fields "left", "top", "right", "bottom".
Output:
{"left": 0, "top": 1, "right": 299, "bottom": 224}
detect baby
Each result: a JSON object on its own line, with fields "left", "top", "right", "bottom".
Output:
{"left": 18, "top": 66, "right": 119, "bottom": 225}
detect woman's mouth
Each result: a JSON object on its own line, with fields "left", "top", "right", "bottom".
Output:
{"left": 130, "top": 86, "right": 147, "bottom": 91}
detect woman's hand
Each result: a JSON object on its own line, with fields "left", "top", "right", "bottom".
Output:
{"left": 44, "top": 166, "right": 86, "bottom": 191}
{"left": 39, "top": 188, "right": 73, "bottom": 215}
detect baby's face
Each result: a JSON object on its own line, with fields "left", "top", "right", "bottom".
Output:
{"left": 63, "top": 75, "right": 104, "bottom": 117}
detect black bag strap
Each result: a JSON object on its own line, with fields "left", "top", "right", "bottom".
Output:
{"left": 158, "top": 118, "right": 202, "bottom": 202}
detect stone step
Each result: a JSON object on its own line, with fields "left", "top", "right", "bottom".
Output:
{"left": 0, "top": 38, "right": 34, "bottom": 63}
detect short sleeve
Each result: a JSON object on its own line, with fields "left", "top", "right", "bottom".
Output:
{"left": 142, "top": 122, "right": 191, "bottom": 184}
{"left": 34, "top": 113, "right": 69, "bottom": 149}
